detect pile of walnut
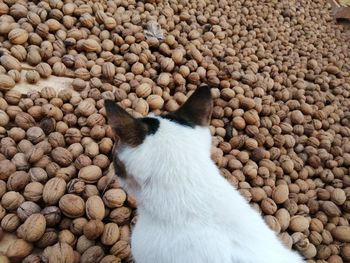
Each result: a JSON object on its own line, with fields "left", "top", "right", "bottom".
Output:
{"left": 1, "top": 0, "right": 350, "bottom": 262}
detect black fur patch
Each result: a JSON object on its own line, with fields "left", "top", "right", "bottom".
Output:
{"left": 141, "top": 117, "right": 160, "bottom": 134}
{"left": 161, "top": 85, "right": 212, "bottom": 128}
{"left": 113, "top": 154, "right": 127, "bottom": 178}
{"left": 161, "top": 114, "right": 195, "bottom": 128}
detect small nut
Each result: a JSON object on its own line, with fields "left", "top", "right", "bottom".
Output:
{"left": 6, "top": 239, "right": 33, "bottom": 261}
{"left": 59, "top": 194, "right": 85, "bottom": 218}
{"left": 83, "top": 219, "right": 104, "bottom": 240}
{"left": 43, "top": 177, "right": 66, "bottom": 205}
{"left": 41, "top": 206, "right": 61, "bottom": 227}
{"left": 78, "top": 165, "right": 102, "bottom": 183}
{"left": 17, "top": 201, "right": 41, "bottom": 221}
{"left": 17, "top": 213, "right": 46, "bottom": 242}
{"left": 86, "top": 195, "right": 105, "bottom": 220}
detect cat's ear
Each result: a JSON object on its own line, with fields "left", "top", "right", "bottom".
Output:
{"left": 173, "top": 85, "right": 213, "bottom": 126}
{"left": 104, "top": 100, "right": 147, "bottom": 146}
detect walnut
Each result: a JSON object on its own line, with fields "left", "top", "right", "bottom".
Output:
{"left": 17, "top": 201, "right": 41, "bottom": 221}
{"left": 43, "top": 177, "right": 66, "bottom": 205}
{"left": 41, "top": 206, "right": 61, "bottom": 227}
{"left": 59, "top": 194, "right": 85, "bottom": 218}
{"left": 17, "top": 213, "right": 46, "bottom": 242}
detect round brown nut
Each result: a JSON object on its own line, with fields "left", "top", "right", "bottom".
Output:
{"left": 17, "top": 201, "right": 41, "bottom": 221}
{"left": 0, "top": 54, "right": 21, "bottom": 71}
{"left": 41, "top": 206, "right": 61, "bottom": 227}
{"left": 0, "top": 110, "right": 9, "bottom": 127}
{"left": 0, "top": 159, "right": 16, "bottom": 180}
{"left": 36, "top": 62, "right": 52, "bottom": 78}
{"left": 1, "top": 213, "right": 20, "bottom": 232}
{"left": 8, "top": 28, "right": 28, "bottom": 44}
{"left": 23, "top": 182, "right": 43, "bottom": 202}
{"left": 42, "top": 242, "right": 74, "bottom": 263}
{"left": 78, "top": 165, "right": 102, "bottom": 183}
{"left": 43, "top": 177, "right": 66, "bottom": 205}
{"left": 272, "top": 184, "right": 289, "bottom": 204}
{"left": 83, "top": 219, "right": 104, "bottom": 240}
{"left": 110, "top": 240, "right": 130, "bottom": 259}
{"left": 6, "top": 239, "right": 33, "bottom": 261}
{"left": 331, "top": 188, "right": 346, "bottom": 205}
{"left": 80, "top": 246, "right": 104, "bottom": 263}
{"left": 100, "top": 255, "right": 120, "bottom": 263}
{"left": 103, "top": 189, "right": 127, "bottom": 208}
{"left": 17, "top": 213, "right": 46, "bottom": 242}
{"left": 58, "top": 229, "right": 76, "bottom": 247}
{"left": 289, "top": 215, "right": 309, "bottom": 232}
{"left": 136, "top": 83, "right": 152, "bottom": 98}
{"left": 0, "top": 74, "right": 15, "bottom": 92}
{"left": 76, "top": 235, "right": 95, "bottom": 254}
{"left": 260, "top": 198, "right": 277, "bottom": 215}
{"left": 15, "top": 112, "right": 36, "bottom": 130}
{"left": 147, "top": 95, "right": 164, "bottom": 110}
{"left": 51, "top": 147, "right": 73, "bottom": 166}
{"left": 70, "top": 217, "right": 88, "bottom": 236}
{"left": 101, "top": 223, "right": 120, "bottom": 246}
{"left": 86, "top": 195, "right": 105, "bottom": 220}
{"left": 1, "top": 191, "right": 24, "bottom": 210}
{"left": 59, "top": 194, "right": 85, "bottom": 218}
{"left": 331, "top": 226, "right": 350, "bottom": 242}
{"left": 26, "top": 70, "right": 40, "bottom": 84}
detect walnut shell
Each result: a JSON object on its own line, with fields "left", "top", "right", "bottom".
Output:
{"left": 59, "top": 194, "right": 85, "bottom": 218}
{"left": 289, "top": 215, "right": 309, "bottom": 232}
{"left": 1, "top": 191, "right": 24, "bottom": 210}
{"left": 23, "top": 182, "right": 43, "bottom": 202}
{"left": 331, "top": 226, "right": 350, "bottom": 242}
{"left": 0, "top": 74, "right": 15, "bottom": 92}
{"left": 83, "top": 219, "right": 104, "bottom": 240}
{"left": 6, "top": 239, "right": 33, "bottom": 261}
{"left": 101, "top": 223, "right": 119, "bottom": 246}
{"left": 51, "top": 147, "right": 73, "bottom": 167}
{"left": 7, "top": 171, "right": 30, "bottom": 191}
{"left": 17, "top": 213, "right": 46, "bottom": 242}
{"left": 272, "top": 184, "right": 289, "bottom": 204}
{"left": 0, "top": 159, "right": 16, "bottom": 180}
{"left": 0, "top": 54, "right": 21, "bottom": 71}
{"left": 17, "top": 201, "right": 41, "bottom": 221}
{"left": 86, "top": 195, "right": 105, "bottom": 220}
{"left": 43, "top": 177, "right": 66, "bottom": 205}
{"left": 25, "top": 70, "right": 40, "bottom": 84}
{"left": 41, "top": 206, "right": 61, "bottom": 227}
{"left": 8, "top": 28, "right": 28, "bottom": 44}
{"left": 82, "top": 39, "right": 101, "bottom": 53}
{"left": 78, "top": 165, "right": 102, "bottom": 183}
{"left": 42, "top": 242, "right": 74, "bottom": 263}
{"left": 110, "top": 240, "right": 130, "bottom": 259}
{"left": 15, "top": 112, "right": 36, "bottom": 130}
{"left": 1, "top": 213, "right": 20, "bottom": 232}
{"left": 146, "top": 95, "right": 164, "bottom": 110}
{"left": 103, "top": 189, "right": 126, "bottom": 208}
{"left": 36, "top": 63, "right": 52, "bottom": 78}
{"left": 80, "top": 246, "right": 104, "bottom": 263}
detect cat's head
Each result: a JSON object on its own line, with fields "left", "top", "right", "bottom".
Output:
{"left": 104, "top": 85, "right": 213, "bottom": 194}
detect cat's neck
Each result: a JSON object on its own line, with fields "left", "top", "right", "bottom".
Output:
{"left": 135, "top": 157, "right": 228, "bottom": 224}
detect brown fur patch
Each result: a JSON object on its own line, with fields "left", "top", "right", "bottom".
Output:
{"left": 104, "top": 100, "right": 147, "bottom": 147}
{"left": 165, "top": 85, "right": 213, "bottom": 127}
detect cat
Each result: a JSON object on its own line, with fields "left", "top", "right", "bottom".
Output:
{"left": 104, "top": 85, "right": 304, "bottom": 263}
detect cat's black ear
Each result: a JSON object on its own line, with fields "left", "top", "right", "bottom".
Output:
{"left": 104, "top": 100, "right": 147, "bottom": 146}
{"left": 169, "top": 85, "right": 213, "bottom": 126}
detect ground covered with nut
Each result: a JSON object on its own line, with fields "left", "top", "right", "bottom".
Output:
{"left": 0, "top": 0, "right": 350, "bottom": 262}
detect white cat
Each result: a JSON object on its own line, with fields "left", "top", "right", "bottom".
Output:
{"left": 105, "top": 85, "right": 304, "bottom": 263}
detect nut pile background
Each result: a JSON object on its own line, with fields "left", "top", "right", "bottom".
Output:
{"left": 0, "top": 0, "right": 350, "bottom": 262}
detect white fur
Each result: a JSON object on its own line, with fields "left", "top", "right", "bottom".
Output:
{"left": 116, "top": 117, "right": 304, "bottom": 263}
